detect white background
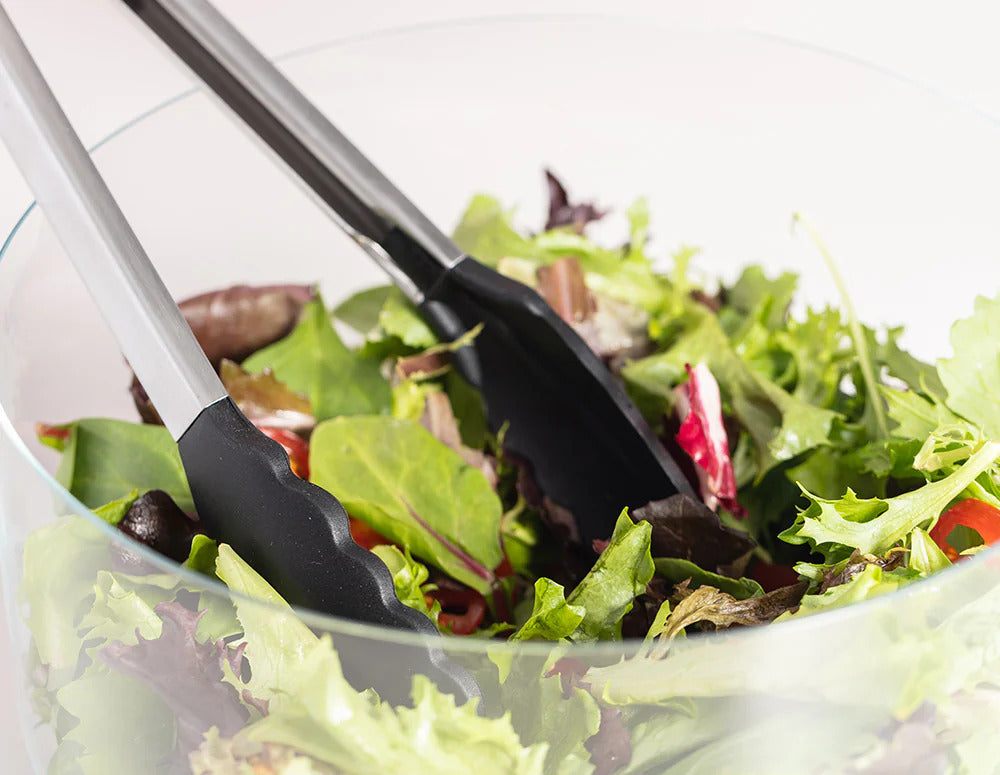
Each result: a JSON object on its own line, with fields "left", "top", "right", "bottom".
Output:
{"left": 2, "top": 1, "right": 1000, "bottom": 770}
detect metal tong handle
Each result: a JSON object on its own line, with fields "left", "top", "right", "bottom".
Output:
{"left": 123, "top": 0, "right": 465, "bottom": 303}
{"left": 0, "top": 4, "right": 226, "bottom": 439}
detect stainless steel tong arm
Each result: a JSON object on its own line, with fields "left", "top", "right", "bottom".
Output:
{"left": 0, "top": 3, "right": 225, "bottom": 438}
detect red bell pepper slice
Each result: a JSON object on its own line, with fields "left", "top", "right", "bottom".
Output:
{"left": 930, "top": 498, "right": 1000, "bottom": 561}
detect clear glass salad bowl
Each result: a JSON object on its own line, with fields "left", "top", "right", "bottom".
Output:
{"left": 4, "top": 17, "right": 1000, "bottom": 775}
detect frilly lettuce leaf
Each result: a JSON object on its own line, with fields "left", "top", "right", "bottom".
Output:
{"left": 509, "top": 578, "right": 585, "bottom": 642}
{"left": 242, "top": 294, "right": 391, "bottom": 420}
{"left": 781, "top": 440, "right": 1000, "bottom": 561}
{"left": 908, "top": 527, "right": 952, "bottom": 576}
{"left": 371, "top": 544, "right": 441, "bottom": 627}
{"left": 452, "top": 194, "right": 668, "bottom": 313}
{"left": 938, "top": 293, "right": 1000, "bottom": 437}
{"left": 242, "top": 636, "right": 551, "bottom": 775}
{"left": 214, "top": 543, "right": 318, "bottom": 707}
{"left": 781, "top": 563, "right": 918, "bottom": 620}
{"left": 309, "top": 416, "right": 503, "bottom": 593}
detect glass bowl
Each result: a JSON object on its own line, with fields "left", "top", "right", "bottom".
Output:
{"left": 4, "top": 16, "right": 1000, "bottom": 775}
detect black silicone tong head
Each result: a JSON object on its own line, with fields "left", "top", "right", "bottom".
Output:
{"left": 0, "top": 4, "right": 477, "bottom": 705}
{"left": 121, "top": 0, "right": 695, "bottom": 552}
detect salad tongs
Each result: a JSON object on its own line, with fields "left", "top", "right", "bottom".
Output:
{"left": 0, "top": 4, "right": 478, "bottom": 705}
{"left": 121, "top": 0, "right": 695, "bottom": 551}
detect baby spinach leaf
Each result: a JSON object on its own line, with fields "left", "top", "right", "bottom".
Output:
{"left": 42, "top": 419, "right": 192, "bottom": 511}
{"left": 242, "top": 295, "right": 390, "bottom": 421}
{"left": 309, "top": 416, "right": 503, "bottom": 593}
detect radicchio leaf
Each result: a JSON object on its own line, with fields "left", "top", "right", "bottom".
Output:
{"left": 632, "top": 494, "right": 755, "bottom": 572}
{"left": 130, "top": 284, "right": 315, "bottom": 424}
{"left": 544, "top": 169, "right": 606, "bottom": 233}
{"left": 219, "top": 359, "right": 315, "bottom": 437}
{"left": 100, "top": 601, "right": 250, "bottom": 758}
{"left": 673, "top": 362, "right": 745, "bottom": 517}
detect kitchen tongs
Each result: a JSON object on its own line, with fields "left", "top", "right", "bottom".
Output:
{"left": 122, "top": 0, "right": 694, "bottom": 551}
{"left": 0, "top": 5, "right": 477, "bottom": 704}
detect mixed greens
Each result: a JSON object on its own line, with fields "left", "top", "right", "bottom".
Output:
{"left": 23, "top": 172, "right": 1000, "bottom": 773}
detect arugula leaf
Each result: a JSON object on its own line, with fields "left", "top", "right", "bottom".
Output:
{"left": 40, "top": 419, "right": 192, "bottom": 511}
{"left": 309, "top": 416, "right": 503, "bottom": 593}
{"left": 725, "top": 265, "right": 797, "bottom": 331}
{"left": 781, "top": 440, "right": 1000, "bottom": 561}
{"left": 938, "top": 293, "right": 1000, "bottom": 437}
{"left": 793, "top": 216, "right": 888, "bottom": 440}
{"left": 371, "top": 545, "right": 441, "bottom": 627}
{"left": 883, "top": 385, "right": 970, "bottom": 442}
{"left": 652, "top": 557, "right": 762, "bottom": 600}
{"left": 242, "top": 295, "right": 391, "bottom": 421}
{"left": 875, "top": 325, "right": 945, "bottom": 399}
{"left": 624, "top": 309, "right": 840, "bottom": 478}
{"left": 509, "top": 578, "right": 585, "bottom": 642}
{"left": 566, "top": 510, "right": 654, "bottom": 641}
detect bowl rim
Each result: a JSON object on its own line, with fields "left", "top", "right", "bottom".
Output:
{"left": 2, "top": 13, "right": 998, "bottom": 655}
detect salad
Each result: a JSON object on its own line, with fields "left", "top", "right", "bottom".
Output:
{"left": 22, "top": 172, "right": 1000, "bottom": 774}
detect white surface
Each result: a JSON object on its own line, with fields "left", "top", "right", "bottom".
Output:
{"left": 1, "top": 1, "right": 1000, "bottom": 771}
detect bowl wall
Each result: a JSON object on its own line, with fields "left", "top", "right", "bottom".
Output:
{"left": 4, "top": 18, "right": 1000, "bottom": 774}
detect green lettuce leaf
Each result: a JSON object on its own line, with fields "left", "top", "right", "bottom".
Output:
{"left": 242, "top": 294, "right": 391, "bottom": 420}
{"left": 56, "top": 668, "right": 175, "bottom": 775}
{"left": 908, "top": 527, "right": 952, "bottom": 576}
{"left": 215, "top": 543, "right": 318, "bottom": 706}
{"left": 243, "top": 636, "right": 550, "bottom": 775}
{"left": 452, "top": 194, "right": 667, "bottom": 312}
{"left": 332, "top": 285, "right": 394, "bottom": 335}
{"left": 509, "top": 578, "right": 585, "bottom": 642}
{"left": 782, "top": 563, "right": 918, "bottom": 619}
{"left": 566, "top": 510, "right": 654, "bottom": 642}
{"left": 624, "top": 309, "right": 840, "bottom": 478}
{"left": 500, "top": 658, "right": 600, "bottom": 775}
{"left": 452, "top": 194, "right": 544, "bottom": 266}
{"left": 309, "top": 416, "right": 503, "bottom": 593}
{"left": 40, "top": 419, "right": 192, "bottom": 511}
{"left": 371, "top": 544, "right": 441, "bottom": 626}
{"left": 652, "top": 557, "right": 762, "bottom": 600}
{"left": 781, "top": 440, "right": 1000, "bottom": 561}
{"left": 938, "top": 293, "right": 1000, "bottom": 437}
{"left": 20, "top": 516, "right": 110, "bottom": 670}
